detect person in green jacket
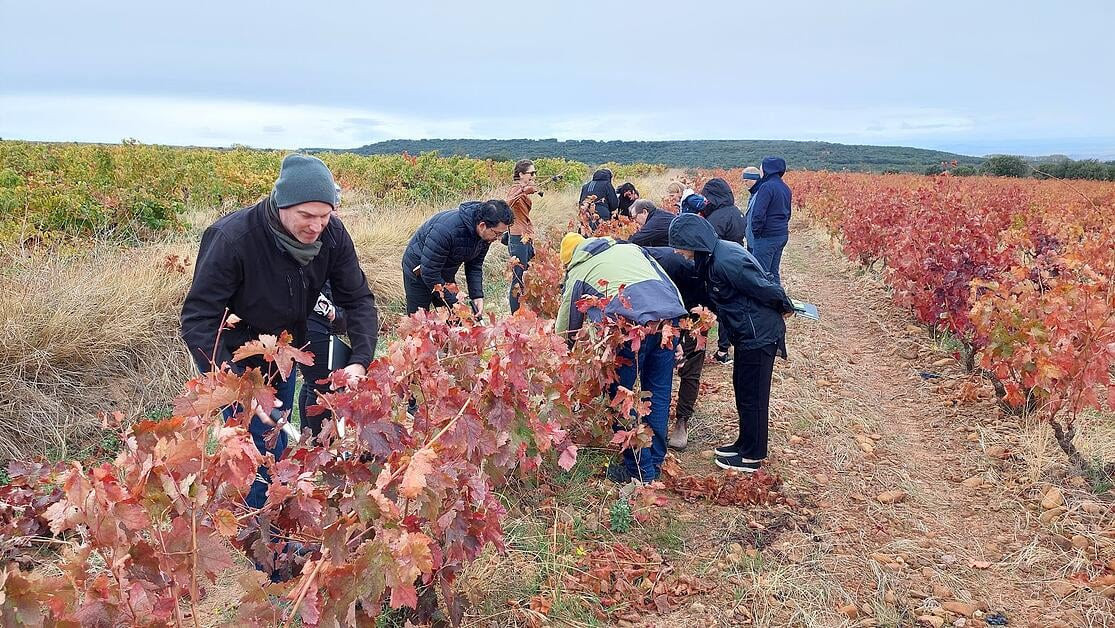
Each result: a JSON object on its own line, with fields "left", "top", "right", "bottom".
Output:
{"left": 556, "top": 233, "right": 687, "bottom": 483}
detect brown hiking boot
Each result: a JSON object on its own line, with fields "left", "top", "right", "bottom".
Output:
{"left": 668, "top": 419, "right": 689, "bottom": 450}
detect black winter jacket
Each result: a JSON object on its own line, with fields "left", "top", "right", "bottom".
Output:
{"left": 400, "top": 202, "right": 492, "bottom": 305}
{"left": 628, "top": 206, "right": 674, "bottom": 247}
{"left": 668, "top": 213, "right": 794, "bottom": 355}
{"left": 181, "top": 197, "right": 379, "bottom": 371}
{"left": 644, "top": 246, "right": 708, "bottom": 313}
{"left": 700, "top": 178, "right": 748, "bottom": 245}
{"left": 579, "top": 170, "right": 619, "bottom": 221}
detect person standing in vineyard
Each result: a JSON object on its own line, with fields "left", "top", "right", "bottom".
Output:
{"left": 400, "top": 200, "right": 513, "bottom": 315}
{"left": 748, "top": 156, "right": 792, "bottom": 284}
{"left": 668, "top": 213, "right": 795, "bottom": 473}
{"left": 180, "top": 153, "right": 379, "bottom": 508}
{"left": 506, "top": 160, "right": 539, "bottom": 313}
{"left": 697, "top": 177, "right": 750, "bottom": 364}
{"left": 556, "top": 233, "right": 687, "bottom": 483}
{"left": 578, "top": 168, "right": 620, "bottom": 223}
{"left": 643, "top": 245, "right": 711, "bottom": 451}
{"left": 740, "top": 166, "right": 763, "bottom": 251}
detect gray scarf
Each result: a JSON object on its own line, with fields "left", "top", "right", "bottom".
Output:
{"left": 267, "top": 194, "right": 322, "bottom": 266}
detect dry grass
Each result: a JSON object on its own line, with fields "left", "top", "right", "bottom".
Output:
{"left": 0, "top": 242, "right": 195, "bottom": 458}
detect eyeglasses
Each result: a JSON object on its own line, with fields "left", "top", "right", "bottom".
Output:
{"left": 524, "top": 171, "right": 537, "bottom": 175}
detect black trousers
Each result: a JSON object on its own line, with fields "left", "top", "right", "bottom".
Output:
{"left": 402, "top": 272, "right": 448, "bottom": 315}
{"left": 675, "top": 330, "right": 705, "bottom": 423}
{"left": 731, "top": 342, "right": 777, "bottom": 460}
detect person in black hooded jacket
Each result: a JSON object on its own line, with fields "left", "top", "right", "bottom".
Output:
{"left": 579, "top": 168, "right": 620, "bottom": 222}
{"left": 668, "top": 213, "right": 795, "bottom": 474}
{"left": 400, "top": 200, "right": 513, "bottom": 315}
{"left": 699, "top": 178, "right": 748, "bottom": 245}
{"left": 699, "top": 177, "right": 749, "bottom": 363}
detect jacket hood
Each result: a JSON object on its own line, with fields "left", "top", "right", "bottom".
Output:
{"left": 457, "top": 201, "right": 482, "bottom": 229}
{"left": 700, "top": 178, "right": 735, "bottom": 210}
{"left": 591, "top": 169, "right": 613, "bottom": 182}
{"left": 668, "top": 213, "right": 719, "bottom": 254}
{"left": 760, "top": 157, "right": 787, "bottom": 178}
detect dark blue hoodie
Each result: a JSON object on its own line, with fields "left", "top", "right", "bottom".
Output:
{"left": 749, "top": 157, "right": 792, "bottom": 238}
{"left": 668, "top": 213, "right": 794, "bottom": 355}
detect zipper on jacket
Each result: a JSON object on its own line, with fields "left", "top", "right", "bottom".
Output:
{"left": 747, "top": 313, "right": 757, "bottom": 337}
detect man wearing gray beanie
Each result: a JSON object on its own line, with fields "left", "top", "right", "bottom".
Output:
{"left": 181, "top": 153, "right": 379, "bottom": 526}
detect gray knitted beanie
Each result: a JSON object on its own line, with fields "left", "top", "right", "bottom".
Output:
{"left": 272, "top": 154, "right": 337, "bottom": 209}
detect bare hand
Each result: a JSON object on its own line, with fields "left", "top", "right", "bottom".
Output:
{"left": 251, "top": 397, "right": 282, "bottom": 426}
{"left": 341, "top": 363, "right": 367, "bottom": 389}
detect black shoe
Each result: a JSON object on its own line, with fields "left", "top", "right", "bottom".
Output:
{"left": 714, "top": 350, "right": 733, "bottom": 365}
{"left": 715, "top": 454, "right": 761, "bottom": 473}
{"left": 605, "top": 462, "right": 634, "bottom": 485}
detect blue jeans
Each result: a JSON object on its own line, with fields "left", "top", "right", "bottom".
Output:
{"left": 508, "top": 235, "right": 535, "bottom": 313}
{"left": 611, "top": 332, "right": 676, "bottom": 481}
{"left": 751, "top": 234, "right": 788, "bottom": 285}
{"left": 194, "top": 357, "right": 294, "bottom": 509}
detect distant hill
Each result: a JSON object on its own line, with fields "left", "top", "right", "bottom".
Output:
{"left": 333, "top": 138, "right": 985, "bottom": 172}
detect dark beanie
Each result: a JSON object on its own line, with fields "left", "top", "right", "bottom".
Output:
{"left": 272, "top": 154, "right": 336, "bottom": 209}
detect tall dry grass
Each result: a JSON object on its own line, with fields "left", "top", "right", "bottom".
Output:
{"left": 0, "top": 243, "right": 196, "bottom": 459}
{"left": 0, "top": 171, "right": 687, "bottom": 460}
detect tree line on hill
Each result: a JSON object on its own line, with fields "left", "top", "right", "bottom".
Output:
{"left": 926, "top": 154, "right": 1115, "bottom": 181}
{"left": 336, "top": 138, "right": 985, "bottom": 174}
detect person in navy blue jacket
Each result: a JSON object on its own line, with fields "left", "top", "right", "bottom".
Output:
{"left": 748, "top": 157, "right": 792, "bottom": 284}
{"left": 627, "top": 199, "right": 674, "bottom": 247}
{"left": 401, "top": 200, "right": 513, "bottom": 315}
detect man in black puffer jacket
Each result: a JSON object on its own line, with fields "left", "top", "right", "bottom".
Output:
{"left": 401, "top": 200, "right": 513, "bottom": 315}
{"left": 578, "top": 168, "right": 620, "bottom": 223}
{"left": 700, "top": 178, "right": 748, "bottom": 245}
{"left": 669, "top": 213, "right": 795, "bottom": 474}
{"left": 628, "top": 200, "right": 674, "bottom": 247}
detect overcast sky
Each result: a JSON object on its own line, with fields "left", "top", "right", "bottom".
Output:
{"left": 2, "top": 0, "right": 1112, "bottom": 157}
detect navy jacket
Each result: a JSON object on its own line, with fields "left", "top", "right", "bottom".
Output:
{"left": 644, "top": 246, "right": 709, "bottom": 313}
{"left": 579, "top": 170, "right": 619, "bottom": 221}
{"left": 668, "top": 213, "right": 794, "bottom": 355}
{"left": 401, "top": 202, "right": 492, "bottom": 305}
{"left": 700, "top": 178, "right": 748, "bottom": 245}
{"left": 628, "top": 206, "right": 674, "bottom": 247}
{"left": 749, "top": 157, "right": 792, "bottom": 238}
{"left": 181, "top": 197, "right": 378, "bottom": 371}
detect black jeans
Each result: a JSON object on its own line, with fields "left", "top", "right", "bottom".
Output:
{"left": 402, "top": 272, "right": 448, "bottom": 315}
{"left": 508, "top": 235, "right": 534, "bottom": 313}
{"left": 731, "top": 342, "right": 777, "bottom": 460}
{"left": 675, "top": 329, "right": 705, "bottom": 424}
